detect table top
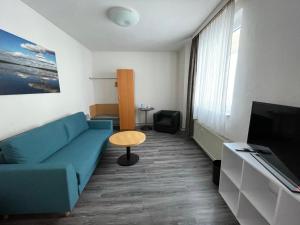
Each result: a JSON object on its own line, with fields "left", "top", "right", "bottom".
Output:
{"left": 109, "top": 131, "right": 146, "bottom": 147}
{"left": 138, "top": 107, "right": 154, "bottom": 111}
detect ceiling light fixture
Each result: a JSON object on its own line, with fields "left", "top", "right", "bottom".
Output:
{"left": 107, "top": 6, "right": 140, "bottom": 27}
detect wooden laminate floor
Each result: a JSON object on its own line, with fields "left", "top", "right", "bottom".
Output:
{"left": 1, "top": 131, "right": 238, "bottom": 225}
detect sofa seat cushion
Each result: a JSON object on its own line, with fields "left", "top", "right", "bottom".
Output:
{"left": 1, "top": 119, "right": 68, "bottom": 164}
{"left": 63, "top": 112, "right": 89, "bottom": 142}
{"left": 44, "top": 129, "right": 111, "bottom": 184}
{"left": 156, "top": 117, "right": 172, "bottom": 126}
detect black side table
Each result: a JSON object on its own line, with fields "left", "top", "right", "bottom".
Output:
{"left": 138, "top": 107, "right": 154, "bottom": 130}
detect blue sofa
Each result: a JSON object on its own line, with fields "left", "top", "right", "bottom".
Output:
{"left": 0, "top": 112, "right": 113, "bottom": 215}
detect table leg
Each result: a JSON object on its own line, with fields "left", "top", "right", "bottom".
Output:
{"left": 141, "top": 111, "right": 152, "bottom": 130}
{"left": 117, "top": 146, "right": 139, "bottom": 166}
{"left": 127, "top": 146, "right": 130, "bottom": 160}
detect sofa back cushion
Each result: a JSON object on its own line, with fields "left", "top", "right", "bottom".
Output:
{"left": 63, "top": 112, "right": 89, "bottom": 142}
{"left": 0, "top": 152, "right": 6, "bottom": 164}
{"left": 1, "top": 119, "right": 68, "bottom": 164}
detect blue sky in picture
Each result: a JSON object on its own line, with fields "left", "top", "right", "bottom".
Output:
{"left": 0, "top": 28, "right": 56, "bottom": 64}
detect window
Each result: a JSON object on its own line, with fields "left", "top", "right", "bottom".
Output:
{"left": 193, "top": 2, "right": 242, "bottom": 136}
{"left": 226, "top": 8, "right": 243, "bottom": 115}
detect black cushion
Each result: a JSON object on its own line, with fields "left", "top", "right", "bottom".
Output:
{"left": 156, "top": 117, "right": 172, "bottom": 126}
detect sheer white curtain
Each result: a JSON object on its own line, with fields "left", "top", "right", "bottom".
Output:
{"left": 193, "top": 1, "right": 235, "bottom": 136}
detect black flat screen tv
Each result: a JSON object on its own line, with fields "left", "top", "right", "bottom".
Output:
{"left": 247, "top": 101, "right": 300, "bottom": 193}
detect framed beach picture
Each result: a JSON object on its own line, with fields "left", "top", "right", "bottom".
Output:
{"left": 0, "top": 28, "right": 60, "bottom": 95}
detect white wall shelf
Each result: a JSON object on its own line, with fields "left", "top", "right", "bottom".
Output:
{"left": 219, "top": 171, "right": 240, "bottom": 215}
{"left": 241, "top": 163, "right": 278, "bottom": 224}
{"left": 237, "top": 193, "right": 269, "bottom": 225}
{"left": 220, "top": 143, "right": 300, "bottom": 225}
{"left": 221, "top": 146, "right": 243, "bottom": 188}
{"left": 273, "top": 190, "right": 300, "bottom": 225}
{"left": 89, "top": 77, "right": 117, "bottom": 80}
{"left": 89, "top": 73, "right": 117, "bottom": 80}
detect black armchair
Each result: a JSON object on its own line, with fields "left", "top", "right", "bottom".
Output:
{"left": 153, "top": 110, "right": 180, "bottom": 134}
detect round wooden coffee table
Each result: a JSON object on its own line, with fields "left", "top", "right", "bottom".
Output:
{"left": 109, "top": 131, "right": 146, "bottom": 166}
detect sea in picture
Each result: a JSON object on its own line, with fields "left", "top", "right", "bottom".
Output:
{"left": 0, "top": 29, "right": 60, "bottom": 95}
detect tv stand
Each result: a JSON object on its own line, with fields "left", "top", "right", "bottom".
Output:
{"left": 220, "top": 143, "right": 300, "bottom": 225}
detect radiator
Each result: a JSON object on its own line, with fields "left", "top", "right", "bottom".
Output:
{"left": 193, "top": 120, "right": 229, "bottom": 160}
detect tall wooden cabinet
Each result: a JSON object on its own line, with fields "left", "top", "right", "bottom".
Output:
{"left": 117, "top": 69, "right": 135, "bottom": 130}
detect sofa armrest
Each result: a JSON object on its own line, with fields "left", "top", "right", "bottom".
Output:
{"left": 171, "top": 112, "right": 181, "bottom": 124}
{"left": 87, "top": 120, "right": 113, "bottom": 130}
{"left": 0, "top": 163, "right": 79, "bottom": 214}
{"left": 153, "top": 111, "right": 162, "bottom": 121}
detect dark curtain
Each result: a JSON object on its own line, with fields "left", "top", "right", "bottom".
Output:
{"left": 185, "top": 34, "right": 199, "bottom": 137}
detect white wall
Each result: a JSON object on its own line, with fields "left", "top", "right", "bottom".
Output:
{"left": 92, "top": 51, "right": 178, "bottom": 124}
{"left": 0, "top": 0, "right": 94, "bottom": 140}
{"left": 5, "top": 0, "right": 297, "bottom": 142}
{"left": 226, "top": 0, "right": 300, "bottom": 141}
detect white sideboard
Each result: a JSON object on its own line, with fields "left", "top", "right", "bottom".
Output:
{"left": 219, "top": 143, "right": 300, "bottom": 225}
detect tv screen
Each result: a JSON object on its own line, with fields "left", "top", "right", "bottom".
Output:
{"left": 247, "top": 101, "right": 300, "bottom": 192}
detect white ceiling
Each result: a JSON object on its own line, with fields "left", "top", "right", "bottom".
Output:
{"left": 21, "top": 0, "right": 220, "bottom": 51}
